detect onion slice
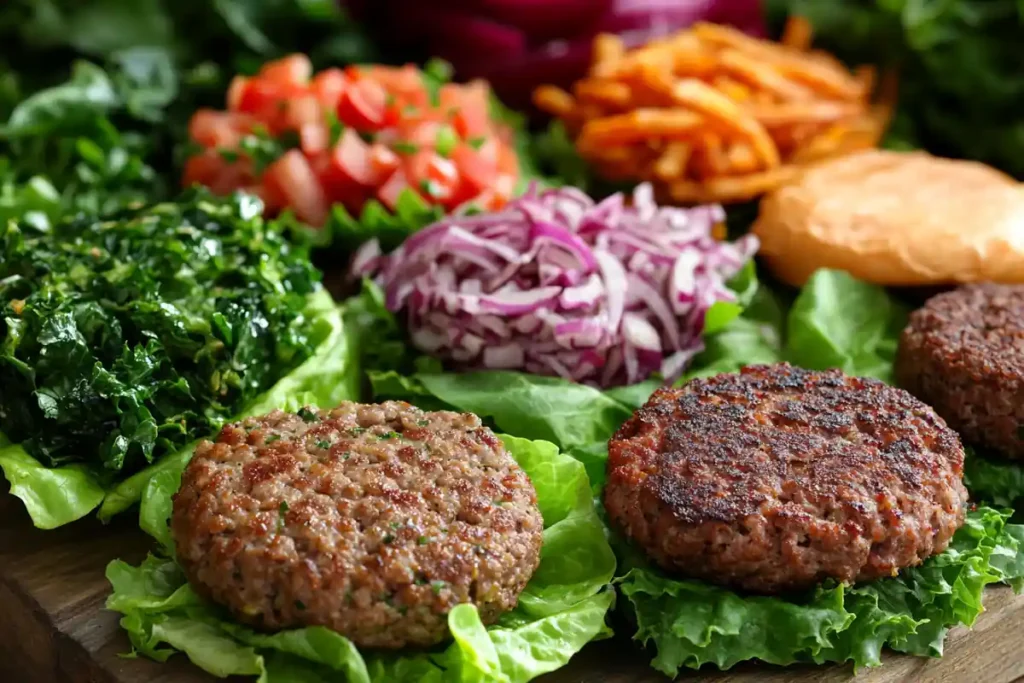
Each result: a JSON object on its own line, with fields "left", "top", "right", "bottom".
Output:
{"left": 352, "top": 182, "right": 757, "bottom": 387}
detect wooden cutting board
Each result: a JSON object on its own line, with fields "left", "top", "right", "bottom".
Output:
{"left": 3, "top": 486, "right": 1024, "bottom": 683}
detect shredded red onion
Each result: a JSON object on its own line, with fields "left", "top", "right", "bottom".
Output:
{"left": 351, "top": 183, "right": 758, "bottom": 387}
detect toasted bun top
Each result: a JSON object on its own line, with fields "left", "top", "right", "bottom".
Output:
{"left": 752, "top": 150, "right": 1024, "bottom": 287}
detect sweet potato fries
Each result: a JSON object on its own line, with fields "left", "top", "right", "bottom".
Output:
{"left": 534, "top": 18, "right": 893, "bottom": 204}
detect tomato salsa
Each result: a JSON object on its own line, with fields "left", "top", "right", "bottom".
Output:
{"left": 184, "top": 55, "right": 520, "bottom": 226}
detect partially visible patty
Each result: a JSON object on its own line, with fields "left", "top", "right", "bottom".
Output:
{"left": 172, "top": 402, "right": 543, "bottom": 649}
{"left": 604, "top": 363, "right": 967, "bottom": 594}
{"left": 897, "top": 283, "right": 1024, "bottom": 460}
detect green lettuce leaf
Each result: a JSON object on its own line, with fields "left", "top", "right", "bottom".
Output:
{"left": 1, "top": 288, "right": 358, "bottom": 529}
{"left": 620, "top": 507, "right": 1024, "bottom": 676}
{"left": 0, "top": 443, "right": 107, "bottom": 529}
{"left": 107, "top": 434, "right": 615, "bottom": 682}
{"left": 785, "top": 269, "right": 909, "bottom": 383}
{"left": 964, "top": 448, "right": 1024, "bottom": 514}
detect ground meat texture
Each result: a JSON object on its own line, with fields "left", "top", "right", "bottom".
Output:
{"left": 896, "top": 283, "right": 1024, "bottom": 460}
{"left": 604, "top": 364, "right": 967, "bottom": 594}
{"left": 172, "top": 402, "right": 544, "bottom": 649}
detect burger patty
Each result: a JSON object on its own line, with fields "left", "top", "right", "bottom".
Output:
{"left": 604, "top": 363, "right": 967, "bottom": 594}
{"left": 172, "top": 401, "right": 544, "bottom": 649}
{"left": 896, "top": 283, "right": 1024, "bottom": 460}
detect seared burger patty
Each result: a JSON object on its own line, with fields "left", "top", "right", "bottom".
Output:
{"left": 172, "top": 402, "right": 544, "bottom": 649}
{"left": 897, "top": 283, "right": 1024, "bottom": 460}
{"left": 604, "top": 364, "right": 967, "bottom": 594}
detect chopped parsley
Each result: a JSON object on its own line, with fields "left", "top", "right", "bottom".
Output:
{"left": 392, "top": 141, "right": 419, "bottom": 155}
{"left": 265, "top": 434, "right": 281, "bottom": 444}
{"left": 468, "top": 136, "right": 487, "bottom": 150}
{"left": 419, "top": 179, "right": 442, "bottom": 198}
{"left": 431, "top": 581, "right": 446, "bottom": 595}
{"left": 435, "top": 125, "right": 458, "bottom": 157}
{"left": 297, "top": 406, "right": 320, "bottom": 423}
{"left": 383, "top": 533, "right": 395, "bottom": 544}
{"left": 417, "top": 419, "right": 430, "bottom": 427}
{"left": 348, "top": 426, "right": 367, "bottom": 436}
{"left": 294, "top": 600, "right": 306, "bottom": 610}
{"left": 218, "top": 148, "right": 240, "bottom": 164}
{"left": 417, "top": 535, "right": 431, "bottom": 545}
{"left": 276, "top": 500, "right": 289, "bottom": 533}
{"left": 378, "top": 431, "right": 402, "bottom": 440}
{"left": 315, "top": 439, "right": 331, "bottom": 449}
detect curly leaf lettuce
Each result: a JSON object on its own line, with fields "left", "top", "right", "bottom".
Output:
{"left": 107, "top": 434, "right": 615, "bottom": 683}
{"left": 621, "top": 507, "right": 1024, "bottom": 676}
{"left": 964, "top": 448, "right": 1024, "bottom": 515}
{"left": 1, "top": 287, "right": 358, "bottom": 528}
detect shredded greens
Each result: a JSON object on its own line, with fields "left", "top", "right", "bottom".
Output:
{"left": 106, "top": 433, "right": 615, "bottom": 682}
{"left": 0, "top": 192, "right": 362, "bottom": 527}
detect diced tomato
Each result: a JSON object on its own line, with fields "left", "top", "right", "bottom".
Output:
{"left": 368, "top": 144, "right": 400, "bottom": 180}
{"left": 328, "top": 129, "right": 377, "bottom": 186}
{"left": 406, "top": 151, "right": 459, "bottom": 203}
{"left": 182, "top": 152, "right": 224, "bottom": 188}
{"left": 259, "top": 170, "right": 288, "bottom": 214}
{"left": 438, "top": 84, "right": 463, "bottom": 115}
{"left": 226, "top": 76, "right": 249, "bottom": 111}
{"left": 497, "top": 141, "right": 519, "bottom": 176}
{"left": 452, "top": 80, "right": 492, "bottom": 139}
{"left": 264, "top": 150, "right": 329, "bottom": 226}
{"left": 368, "top": 64, "right": 429, "bottom": 110}
{"left": 310, "top": 68, "right": 348, "bottom": 111}
{"left": 259, "top": 54, "right": 313, "bottom": 86}
{"left": 451, "top": 143, "right": 498, "bottom": 195}
{"left": 336, "top": 79, "right": 388, "bottom": 131}
{"left": 188, "top": 109, "right": 250, "bottom": 149}
{"left": 185, "top": 57, "right": 519, "bottom": 222}
{"left": 283, "top": 94, "right": 323, "bottom": 135}
{"left": 235, "top": 80, "right": 303, "bottom": 132}
{"left": 400, "top": 120, "right": 443, "bottom": 148}
{"left": 377, "top": 167, "right": 419, "bottom": 210}
{"left": 299, "top": 123, "right": 330, "bottom": 154}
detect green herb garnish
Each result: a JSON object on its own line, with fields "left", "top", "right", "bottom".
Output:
{"left": 434, "top": 125, "right": 458, "bottom": 157}
{"left": 276, "top": 500, "right": 289, "bottom": 533}
{"left": 392, "top": 141, "right": 419, "bottom": 155}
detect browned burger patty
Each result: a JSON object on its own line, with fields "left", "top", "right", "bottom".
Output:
{"left": 604, "top": 363, "right": 967, "bottom": 594}
{"left": 896, "top": 283, "right": 1024, "bottom": 460}
{"left": 172, "top": 401, "right": 544, "bottom": 649}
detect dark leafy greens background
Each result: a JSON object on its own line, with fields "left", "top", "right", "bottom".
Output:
{"left": 0, "top": 0, "right": 376, "bottom": 224}
{"left": 768, "top": 0, "right": 1024, "bottom": 179}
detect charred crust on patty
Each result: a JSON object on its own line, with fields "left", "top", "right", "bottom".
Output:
{"left": 897, "top": 283, "right": 1024, "bottom": 460}
{"left": 604, "top": 363, "right": 967, "bottom": 594}
{"left": 171, "top": 401, "right": 544, "bottom": 649}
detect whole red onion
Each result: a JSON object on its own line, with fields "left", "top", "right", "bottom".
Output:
{"left": 344, "top": 0, "right": 766, "bottom": 111}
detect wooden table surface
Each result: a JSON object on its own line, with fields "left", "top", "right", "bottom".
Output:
{"left": 3, "top": 484, "right": 1024, "bottom": 683}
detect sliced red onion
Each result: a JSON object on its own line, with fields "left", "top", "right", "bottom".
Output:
{"left": 351, "top": 182, "right": 757, "bottom": 387}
